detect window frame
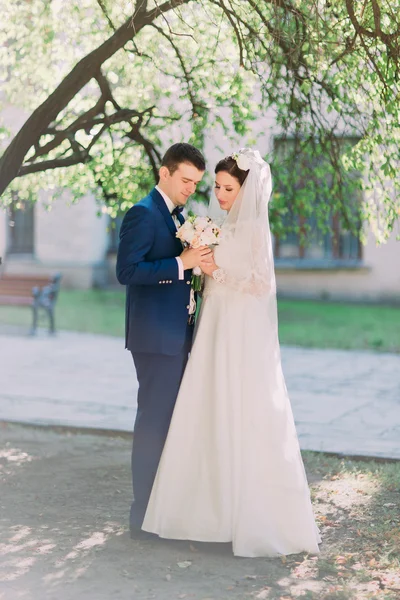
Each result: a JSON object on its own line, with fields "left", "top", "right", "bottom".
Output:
{"left": 272, "top": 136, "right": 363, "bottom": 266}
{"left": 7, "top": 200, "right": 35, "bottom": 256}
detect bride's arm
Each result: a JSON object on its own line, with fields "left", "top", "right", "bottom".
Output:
{"left": 200, "top": 233, "right": 271, "bottom": 297}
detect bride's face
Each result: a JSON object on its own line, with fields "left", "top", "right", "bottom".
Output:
{"left": 214, "top": 171, "right": 241, "bottom": 212}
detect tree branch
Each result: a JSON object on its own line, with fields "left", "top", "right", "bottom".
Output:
{"left": 0, "top": 0, "right": 190, "bottom": 196}
{"left": 345, "top": 0, "right": 400, "bottom": 44}
{"left": 96, "top": 0, "right": 117, "bottom": 31}
{"left": 150, "top": 23, "right": 206, "bottom": 117}
{"left": 18, "top": 154, "right": 92, "bottom": 176}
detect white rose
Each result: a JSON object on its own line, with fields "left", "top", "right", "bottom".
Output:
{"left": 199, "top": 226, "right": 219, "bottom": 246}
{"left": 185, "top": 229, "right": 197, "bottom": 244}
{"left": 176, "top": 220, "right": 195, "bottom": 243}
{"left": 185, "top": 221, "right": 196, "bottom": 233}
{"left": 236, "top": 153, "right": 251, "bottom": 171}
{"left": 194, "top": 216, "right": 209, "bottom": 232}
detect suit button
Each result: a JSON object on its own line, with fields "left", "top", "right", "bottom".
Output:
{"left": 186, "top": 305, "right": 190, "bottom": 309}
{"left": 186, "top": 281, "right": 190, "bottom": 285}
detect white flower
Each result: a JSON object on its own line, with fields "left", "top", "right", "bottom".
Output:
{"left": 236, "top": 153, "right": 251, "bottom": 171}
{"left": 193, "top": 216, "right": 210, "bottom": 232}
{"left": 179, "top": 220, "right": 194, "bottom": 231}
{"left": 199, "top": 226, "right": 219, "bottom": 246}
{"left": 190, "top": 234, "right": 201, "bottom": 248}
{"left": 176, "top": 220, "right": 195, "bottom": 244}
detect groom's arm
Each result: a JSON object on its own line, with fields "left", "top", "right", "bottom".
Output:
{"left": 116, "top": 205, "right": 179, "bottom": 286}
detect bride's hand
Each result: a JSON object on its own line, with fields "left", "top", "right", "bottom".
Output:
{"left": 200, "top": 254, "right": 218, "bottom": 277}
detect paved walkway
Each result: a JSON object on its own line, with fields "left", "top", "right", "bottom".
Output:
{"left": 0, "top": 328, "right": 399, "bottom": 459}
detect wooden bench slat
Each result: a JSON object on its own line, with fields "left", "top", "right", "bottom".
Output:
{"left": 0, "top": 278, "right": 45, "bottom": 283}
{"left": 0, "top": 284, "right": 48, "bottom": 288}
{"left": 0, "top": 284, "right": 38, "bottom": 290}
{"left": 0, "top": 288, "right": 38, "bottom": 297}
{"left": 2, "top": 275, "right": 50, "bottom": 281}
{"left": 0, "top": 296, "right": 33, "bottom": 305}
{"left": 0, "top": 275, "right": 54, "bottom": 299}
{"left": 0, "top": 283, "right": 38, "bottom": 289}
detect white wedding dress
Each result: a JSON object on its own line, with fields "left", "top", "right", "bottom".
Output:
{"left": 142, "top": 150, "right": 321, "bottom": 557}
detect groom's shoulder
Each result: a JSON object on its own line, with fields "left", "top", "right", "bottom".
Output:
{"left": 124, "top": 191, "right": 156, "bottom": 219}
{"left": 138, "top": 191, "right": 157, "bottom": 211}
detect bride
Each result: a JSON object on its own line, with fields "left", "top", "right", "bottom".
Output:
{"left": 142, "top": 148, "right": 321, "bottom": 558}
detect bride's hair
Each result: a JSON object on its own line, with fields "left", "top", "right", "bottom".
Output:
{"left": 215, "top": 156, "right": 249, "bottom": 186}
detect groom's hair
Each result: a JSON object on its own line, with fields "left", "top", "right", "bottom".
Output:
{"left": 161, "top": 143, "right": 206, "bottom": 175}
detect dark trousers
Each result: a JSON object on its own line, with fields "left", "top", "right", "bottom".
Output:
{"left": 130, "top": 330, "right": 192, "bottom": 529}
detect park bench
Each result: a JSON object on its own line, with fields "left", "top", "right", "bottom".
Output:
{"left": 0, "top": 273, "right": 62, "bottom": 334}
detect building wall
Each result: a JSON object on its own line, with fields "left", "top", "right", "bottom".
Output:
{"left": 0, "top": 209, "right": 6, "bottom": 263}
{"left": 1, "top": 191, "right": 109, "bottom": 289}
{"left": 275, "top": 231, "right": 400, "bottom": 302}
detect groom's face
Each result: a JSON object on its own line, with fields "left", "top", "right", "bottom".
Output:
{"left": 159, "top": 162, "right": 205, "bottom": 207}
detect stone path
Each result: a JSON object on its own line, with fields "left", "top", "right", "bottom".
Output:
{"left": 0, "top": 328, "right": 399, "bottom": 458}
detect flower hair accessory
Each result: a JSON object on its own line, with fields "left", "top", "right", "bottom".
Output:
{"left": 231, "top": 150, "right": 251, "bottom": 171}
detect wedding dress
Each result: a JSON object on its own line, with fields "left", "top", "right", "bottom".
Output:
{"left": 142, "top": 149, "right": 321, "bottom": 557}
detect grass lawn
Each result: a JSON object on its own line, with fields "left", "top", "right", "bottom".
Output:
{"left": 0, "top": 289, "right": 126, "bottom": 337}
{"left": 0, "top": 289, "right": 399, "bottom": 352}
{"left": 278, "top": 299, "right": 400, "bottom": 353}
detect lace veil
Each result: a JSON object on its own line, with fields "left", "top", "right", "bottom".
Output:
{"left": 208, "top": 148, "right": 275, "bottom": 298}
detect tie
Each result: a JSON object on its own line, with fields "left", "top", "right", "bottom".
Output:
{"left": 171, "top": 206, "right": 184, "bottom": 217}
{"left": 172, "top": 206, "right": 184, "bottom": 227}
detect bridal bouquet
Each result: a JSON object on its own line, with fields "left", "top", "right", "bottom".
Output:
{"left": 176, "top": 215, "right": 221, "bottom": 291}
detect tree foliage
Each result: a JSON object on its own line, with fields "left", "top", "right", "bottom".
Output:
{"left": 0, "top": 0, "right": 399, "bottom": 241}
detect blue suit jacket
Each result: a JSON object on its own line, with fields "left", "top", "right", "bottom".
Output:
{"left": 116, "top": 188, "right": 193, "bottom": 355}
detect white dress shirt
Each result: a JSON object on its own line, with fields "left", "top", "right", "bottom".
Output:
{"left": 155, "top": 185, "right": 184, "bottom": 280}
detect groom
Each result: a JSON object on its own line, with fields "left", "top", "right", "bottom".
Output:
{"left": 116, "top": 143, "right": 211, "bottom": 536}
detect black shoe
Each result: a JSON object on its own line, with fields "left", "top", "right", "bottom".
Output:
{"left": 129, "top": 527, "right": 156, "bottom": 541}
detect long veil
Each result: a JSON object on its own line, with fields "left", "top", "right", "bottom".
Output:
{"left": 208, "top": 148, "right": 276, "bottom": 300}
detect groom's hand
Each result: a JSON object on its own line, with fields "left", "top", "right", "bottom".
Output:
{"left": 180, "top": 246, "right": 212, "bottom": 270}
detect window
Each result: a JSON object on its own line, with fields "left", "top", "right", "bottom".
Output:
{"left": 274, "top": 213, "right": 362, "bottom": 261}
{"left": 273, "top": 138, "right": 362, "bottom": 264}
{"left": 8, "top": 201, "right": 35, "bottom": 255}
